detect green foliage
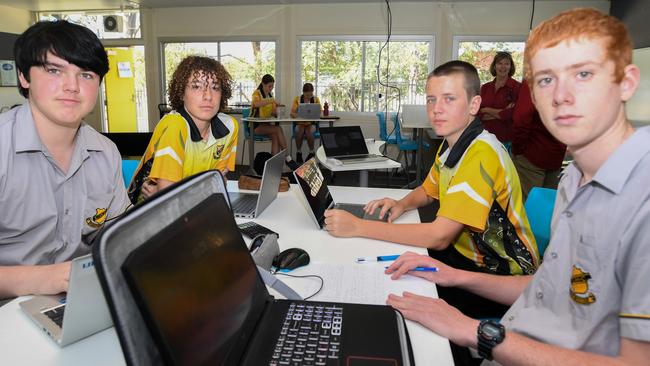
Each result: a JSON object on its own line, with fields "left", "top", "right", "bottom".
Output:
{"left": 458, "top": 41, "right": 525, "bottom": 85}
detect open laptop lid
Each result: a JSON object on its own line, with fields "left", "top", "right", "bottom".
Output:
{"left": 319, "top": 126, "right": 370, "bottom": 158}
{"left": 296, "top": 103, "right": 320, "bottom": 119}
{"left": 122, "top": 193, "right": 269, "bottom": 365}
{"left": 92, "top": 170, "right": 230, "bottom": 366}
{"left": 254, "top": 149, "right": 286, "bottom": 216}
{"left": 293, "top": 158, "right": 333, "bottom": 228}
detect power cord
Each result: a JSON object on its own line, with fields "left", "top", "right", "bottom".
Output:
{"left": 275, "top": 272, "right": 324, "bottom": 300}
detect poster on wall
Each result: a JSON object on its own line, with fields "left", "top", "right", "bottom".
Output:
{"left": 117, "top": 61, "right": 133, "bottom": 78}
{"left": 0, "top": 60, "right": 17, "bottom": 86}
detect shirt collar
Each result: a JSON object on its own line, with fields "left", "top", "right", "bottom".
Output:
{"left": 14, "top": 103, "right": 105, "bottom": 155}
{"left": 179, "top": 107, "right": 230, "bottom": 142}
{"left": 438, "top": 117, "right": 484, "bottom": 168}
{"left": 591, "top": 126, "right": 650, "bottom": 194}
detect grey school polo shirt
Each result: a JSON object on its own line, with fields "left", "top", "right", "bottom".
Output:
{"left": 0, "top": 103, "right": 130, "bottom": 265}
{"left": 487, "top": 126, "right": 650, "bottom": 362}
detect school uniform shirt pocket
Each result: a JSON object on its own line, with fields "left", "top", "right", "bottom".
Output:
{"left": 81, "top": 193, "right": 115, "bottom": 237}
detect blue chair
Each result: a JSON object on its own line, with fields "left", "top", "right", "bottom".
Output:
{"left": 524, "top": 187, "right": 558, "bottom": 257}
{"left": 241, "top": 107, "right": 271, "bottom": 159}
{"left": 376, "top": 112, "right": 398, "bottom": 145}
{"left": 122, "top": 159, "right": 140, "bottom": 188}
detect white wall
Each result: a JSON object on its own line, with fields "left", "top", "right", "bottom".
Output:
{"left": 143, "top": 1, "right": 609, "bottom": 163}
{"left": 628, "top": 47, "right": 650, "bottom": 125}
{"left": 0, "top": 5, "right": 31, "bottom": 110}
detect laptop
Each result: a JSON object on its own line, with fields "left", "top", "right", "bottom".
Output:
{"left": 229, "top": 149, "right": 286, "bottom": 218}
{"left": 296, "top": 103, "right": 321, "bottom": 119}
{"left": 121, "top": 193, "right": 414, "bottom": 366}
{"left": 293, "top": 158, "right": 389, "bottom": 229}
{"left": 19, "top": 254, "right": 112, "bottom": 346}
{"left": 319, "top": 126, "right": 388, "bottom": 164}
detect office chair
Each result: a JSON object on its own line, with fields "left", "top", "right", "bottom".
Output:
{"left": 241, "top": 107, "right": 272, "bottom": 159}
{"left": 524, "top": 187, "right": 557, "bottom": 258}
{"left": 121, "top": 159, "right": 140, "bottom": 188}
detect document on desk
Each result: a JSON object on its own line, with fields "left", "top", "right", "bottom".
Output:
{"left": 274, "top": 262, "right": 436, "bottom": 305}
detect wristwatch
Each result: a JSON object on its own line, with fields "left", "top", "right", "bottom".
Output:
{"left": 477, "top": 320, "right": 506, "bottom": 360}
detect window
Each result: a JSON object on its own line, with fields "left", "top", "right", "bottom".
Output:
{"left": 39, "top": 10, "right": 141, "bottom": 39}
{"left": 299, "top": 37, "right": 433, "bottom": 113}
{"left": 453, "top": 36, "right": 526, "bottom": 84}
{"left": 161, "top": 41, "right": 277, "bottom": 106}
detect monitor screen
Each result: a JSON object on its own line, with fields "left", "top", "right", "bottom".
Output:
{"left": 122, "top": 194, "right": 268, "bottom": 365}
{"left": 319, "top": 126, "right": 368, "bottom": 156}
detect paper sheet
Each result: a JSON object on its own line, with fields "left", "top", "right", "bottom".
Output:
{"left": 271, "top": 261, "right": 436, "bottom": 305}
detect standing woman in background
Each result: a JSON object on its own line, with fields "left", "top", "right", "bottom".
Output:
{"left": 479, "top": 51, "right": 521, "bottom": 147}
{"left": 251, "top": 74, "right": 287, "bottom": 154}
{"left": 128, "top": 56, "right": 238, "bottom": 203}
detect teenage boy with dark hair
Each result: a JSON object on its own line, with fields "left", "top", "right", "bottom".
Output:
{"left": 0, "top": 21, "right": 130, "bottom": 298}
{"left": 325, "top": 60, "right": 539, "bottom": 319}
{"left": 386, "top": 8, "right": 650, "bottom": 365}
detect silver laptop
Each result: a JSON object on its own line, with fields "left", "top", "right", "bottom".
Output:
{"left": 319, "top": 126, "right": 388, "bottom": 164}
{"left": 19, "top": 254, "right": 112, "bottom": 346}
{"left": 293, "top": 158, "right": 388, "bottom": 229}
{"left": 229, "top": 149, "right": 286, "bottom": 218}
{"left": 296, "top": 103, "right": 321, "bottom": 119}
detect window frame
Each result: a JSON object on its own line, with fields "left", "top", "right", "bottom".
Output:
{"left": 296, "top": 35, "right": 435, "bottom": 114}
{"left": 158, "top": 36, "right": 281, "bottom": 106}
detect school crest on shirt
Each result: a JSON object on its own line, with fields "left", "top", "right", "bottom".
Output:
{"left": 213, "top": 144, "right": 225, "bottom": 160}
{"left": 85, "top": 208, "right": 107, "bottom": 228}
{"left": 570, "top": 265, "right": 596, "bottom": 305}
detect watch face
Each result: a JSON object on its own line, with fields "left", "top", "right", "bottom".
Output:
{"left": 482, "top": 324, "right": 501, "bottom": 338}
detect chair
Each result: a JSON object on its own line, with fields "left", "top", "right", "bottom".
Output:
{"left": 122, "top": 159, "right": 140, "bottom": 188}
{"left": 524, "top": 187, "right": 558, "bottom": 257}
{"left": 241, "top": 107, "right": 272, "bottom": 160}
{"left": 376, "top": 112, "right": 398, "bottom": 145}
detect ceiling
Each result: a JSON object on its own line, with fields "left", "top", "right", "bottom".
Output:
{"left": 0, "top": 0, "right": 606, "bottom": 12}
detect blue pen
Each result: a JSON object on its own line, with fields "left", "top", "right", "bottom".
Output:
{"left": 385, "top": 266, "right": 439, "bottom": 272}
{"left": 356, "top": 254, "right": 399, "bottom": 263}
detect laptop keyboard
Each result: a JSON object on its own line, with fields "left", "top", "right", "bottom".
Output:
{"left": 338, "top": 204, "right": 365, "bottom": 219}
{"left": 270, "top": 303, "right": 343, "bottom": 366}
{"left": 232, "top": 195, "right": 258, "bottom": 214}
{"left": 43, "top": 304, "right": 65, "bottom": 328}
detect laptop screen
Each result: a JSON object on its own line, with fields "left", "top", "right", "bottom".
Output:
{"left": 293, "top": 159, "right": 332, "bottom": 228}
{"left": 122, "top": 194, "right": 269, "bottom": 365}
{"left": 319, "top": 126, "right": 369, "bottom": 157}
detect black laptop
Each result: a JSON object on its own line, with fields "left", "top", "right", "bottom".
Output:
{"left": 121, "top": 193, "right": 414, "bottom": 366}
{"left": 319, "top": 126, "right": 388, "bottom": 164}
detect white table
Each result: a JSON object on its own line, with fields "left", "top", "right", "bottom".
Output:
{"left": 0, "top": 183, "right": 453, "bottom": 366}
{"left": 316, "top": 140, "right": 402, "bottom": 187}
{"left": 243, "top": 117, "right": 339, "bottom": 172}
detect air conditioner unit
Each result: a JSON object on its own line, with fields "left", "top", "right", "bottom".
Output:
{"left": 103, "top": 15, "right": 123, "bottom": 33}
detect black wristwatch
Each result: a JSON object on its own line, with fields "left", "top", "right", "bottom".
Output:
{"left": 477, "top": 320, "right": 506, "bottom": 360}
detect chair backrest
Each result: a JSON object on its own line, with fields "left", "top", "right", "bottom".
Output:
{"left": 242, "top": 107, "right": 251, "bottom": 138}
{"left": 376, "top": 112, "right": 398, "bottom": 142}
{"left": 524, "top": 187, "right": 558, "bottom": 257}
{"left": 92, "top": 171, "right": 230, "bottom": 366}
{"left": 122, "top": 159, "right": 140, "bottom": 187}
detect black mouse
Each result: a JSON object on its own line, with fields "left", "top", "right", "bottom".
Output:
{"left": 273, "top": 248, "right": 310, "bottom": 271}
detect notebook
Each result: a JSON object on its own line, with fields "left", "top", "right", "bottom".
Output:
{"left": 319, "top": 126, "right": 388, "bottom": 164}
{"left": 121, "top": 193, "right": 414, "bottom": 366}
{"left": 229, "top": 149, "right": 286, "bottom": 218}
{"left": 19, "top": 254, "right": 112, "bottom": 346}
{"left": 293, "top": 158, "right": 389, "bottom": 229}
{"left": 296, "top": 103, "right": 321, "bottom": 119}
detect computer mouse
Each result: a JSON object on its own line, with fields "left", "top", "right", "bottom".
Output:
{"left": 273, "top": 248, "right": 310, "bottom": 271}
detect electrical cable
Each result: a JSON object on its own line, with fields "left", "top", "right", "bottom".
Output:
{"left": 275, "top": 272, "right": 324, "bottom": 300}
{"left": 529, "top": 0, "right": 536, "bottom": 31}
{"left": 376, "top": 0, "right": 403, "bottom": 156}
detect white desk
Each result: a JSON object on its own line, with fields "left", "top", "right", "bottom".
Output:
{"left": 316, "top": 140, "right": 402, "bottom": 187}
{"left": 0, "top": 183, "right": 453, "bottom": 366}
{"left": 242, "top": 117, "right": 339, "bottom": 172}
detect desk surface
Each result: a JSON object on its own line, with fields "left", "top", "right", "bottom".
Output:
{"left": 316, "top": 140, "right": 402, "bottom": 172}
{"left": 0, "top": 183, "right": 452, "bottom": 366}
